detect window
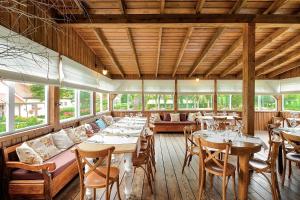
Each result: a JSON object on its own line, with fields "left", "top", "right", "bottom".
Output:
{"left": 255, "top": 95, "right": 277, "bottom": 111}
{"left": 283, "top": 94, "right": 300, "bottom": 111}
{"left": 59, "top": 88, "right": 76, "bottom": 120}
{"left": 178, "top": 94, "right": 213, "bottom": 110}
{"left": 217, "top": 94, "right": 242, "bottom": 111}
{"left": 113, "top": 94, "right": 142, "bottom": 111}
{"left": 144, "top": 94, "right": 174, "bottom": 111}
{"left": 0, "top": 82, "right": 8, "bottom": 134}
{"left": 96, "top": 93, "right": 109, "bottom": 113}
{"left": 14, "top": 83, "right": 47, "bottom": 130}
{"left": 79, "top": 90, "right": 92, "bottom": 116}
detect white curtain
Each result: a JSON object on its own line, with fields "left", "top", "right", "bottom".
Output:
{"left": 112, "top": 80, "right": 142, "bottom": 93}
{"left": 177, "top": 80, "right": 214, "bottom": 94}
{"left": 0, "top": 25, "right": 59, "bottom": 85}
{"left": 255, "top": 80, "right": 280, "bottom": 95}
{"left": 217, "top": 80, "right": 242, "bottom": 94}
{"left": 280, "top": 77, "right": 300, "bottom": 93}
{"left": 144, "top": 80, "right": 175, "bottom": 94}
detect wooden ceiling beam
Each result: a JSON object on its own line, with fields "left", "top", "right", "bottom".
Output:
{"left": 126, "top": 28, "right": 141, "bottom": 77}
{"left": 263, "top": 0, "right": 289, "bottom": 14}
{"left": 188, "top": 27, "right": 225, "bottom": 77}
{"left": 195, "top": 0, "right": 206, "bottom": 14}
{"left": 93, "top": 28, "right": 125, "bottom": 78}
{"left": 268, "top": 60, "right": 300, "bottom": 78}
{"left": 220, "top": 27, "right": 289, "bottom": 77}
{"left": 172, "top": 27, "right": 194, "bottom": 77}
{"left": 256, "top": 50, "right": 300, "bottom": 76}
{"left": 229, "top": 0, "right": 248, "bottom": 14}
{"left": 160, "top": 0, "right": 165, "bottom": 14}
{"left": 58, "top": 14, "right": 300, "bottom": 28}
{"left": 204, "top": 35, "right": 243, "bottom": 78}
{"left": 155, "top": 28, "right": 163, "bottom": 77}
{"left": 118, "top": 0, "right": 126, "bottom": 14}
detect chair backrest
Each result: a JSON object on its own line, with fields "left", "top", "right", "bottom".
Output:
{"left": 197, "top": 137, "right": 231, "bottom": 177}
{"left": 285, "top": 118, "right": 300, "bottom": 128}
{"left": 213, "top": 117, "right": 227, "bottom": 130}
{"left": 267, "top": 139, "right": 281, "bottom": 170}
{"left": 183, "top": 125, "right": 196, "bottom": 149}
{"left": 280, "top": 131, "right": 300, "bottom": 153}
{"left": 74, "top": 146, "right": 115, "bottom": 188}
{"left": 272, "top": 117, "right": 284, "bottom": 127}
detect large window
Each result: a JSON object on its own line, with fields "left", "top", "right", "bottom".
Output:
{"left": 217, "top": 94, "right": 242, "bottom": 111}
{"left": 113, "top": 94, "right": 142, "bottom": 111}
{"left": 59, "top": 88, "right": 76, "bottom": 120}
{"left": 178, "top": 94, "right": 213, "bottom": 110}
{"left": 79, "top": 90, "right": 92, "bottom": 116}
{"left": 0, "top": 81, "right": 48, "bottom": 135}
{"left": 255, "top": 95, "right": 277, "bottom": 111}
{"left": 0, "top": 82, "right": 8, "bottom": 134}
{"left": 144, "top": 94, "right": 174, "bottom": 111}
{"left": 283, "top": 94, "right": 300, "bottom": 111}
{"left": 96, "top": 93, "right": 109, "bottom": 113}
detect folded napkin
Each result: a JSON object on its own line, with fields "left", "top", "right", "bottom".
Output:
{"left": 86, "top": 135, "right": 139, "bottom": 145}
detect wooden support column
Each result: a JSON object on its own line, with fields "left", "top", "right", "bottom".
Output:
{"left": 142, "top": 79, "right": 145, "bottom": 112}
{"left": 92, "top": 92, "right": 96, "bottom": 115}
{"left": 109, "top": 94, "right": 117, "bottom": 112}
{"left": 213, "top": 79, "right": 218, "bottom": 114}
{"left": 277, "top": 95, "right": 282, "bottom": 113}
{"left": 174, "top": 79, "right": 178, "bottom": 112}
{"left": 242, "top": 23, "right": 255, "bottom": 136}
{"left": 49, "top": 86, "right": 60, "bottom": 131}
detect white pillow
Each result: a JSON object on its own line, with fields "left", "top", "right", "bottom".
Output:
{"left": 16, "top": 143, "right": 43, "bottom": 164}
{"left": 102, "top": 115, "right": 114, "bottom": 126}
{"left": 26, "top": 134, "right": 61, "bottom": 161}
{"left": 170, "top": 113, "right": 180, "bottom": 122}
{"left": 67, "top": 125, "right": 88, "bottom": 143}
{"left": 52, "top": 129, "right": 74, "bottom": 150}
{"left": 187, "top": 113, "right": 195, "bottom": 121}
{"left": 150, "top": 113, "right": 161, "bottom": 122}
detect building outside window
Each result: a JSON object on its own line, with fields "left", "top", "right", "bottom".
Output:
{"left": 113, "top": 94, "right": 142, "bottom": 111}
{"left": 178, "top": 94, "right": 213, "bottom": 110}
{"left": 144, "top": 94, "right": 174, "bottom": 111}
{"left": 59, "top": 88, "right": 76, "bottom": 120}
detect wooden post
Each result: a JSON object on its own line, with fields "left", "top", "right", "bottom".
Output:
{"left": 109, "top": 94, "right": 117, "bottom": 112}
{"left": 92, "top": 92, "right": 96, "bottom": 115}
{"left": 213, "top": 79, "right": 218, "bottom": 114}
{"left": 142, "top": 79, "right": 145, "bottom": 112}
{"left": 242, "top": 23, "right": 255, "bottom": 136}
{"left": 49, "top": 86, "right": 60, "bottom": 131}
{"left": 277, "top": 95, "right": 282, "bottom": 112}
{"left": 174, "top": 79, "right": 178, "bottom": 112}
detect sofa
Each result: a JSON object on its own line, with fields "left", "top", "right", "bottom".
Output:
{"left": 151, "top": 112, "right": 200, "bottom": 133}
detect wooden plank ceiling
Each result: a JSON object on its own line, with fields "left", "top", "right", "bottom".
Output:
{"left": 50, "top": 0, "right": 300, "bottom": 79}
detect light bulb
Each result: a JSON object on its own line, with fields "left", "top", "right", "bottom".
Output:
{"left": 102, "top": 69, "right": 108, "bottom": 75}
{"left": 196, "top": 78, "right": 200, "bottom": 82}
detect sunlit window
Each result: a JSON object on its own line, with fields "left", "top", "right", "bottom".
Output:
{"left": 217, "top": 94, "right": 242, "bottom": 111}
{"left": 96, "top": 93, "right": 109, "bottom": 113}
{"left": 14, "top": 83, "right": 47, "bottom": 130}
{"left": 144, "top": 94, "right": 174, "bottom": 111}
{"left": 79, "top": 90, "right": 92, "bottom": 116}
{"left": 178, "top": 95, "right": 213, "bottom": 110}
{"left": 113, "top": 94, "right": 142, "bottom": 111}
{"left": 0, "top": 82, "right": 8, "bottom": 134}
{"left": 283, "top": 94, "right": 300, "bottom": 111}
{"left": 255, "top": 95, "right": 277, "bottom": 111}
{"left": 59, "top": 88, "right": 76, "bottom": 120}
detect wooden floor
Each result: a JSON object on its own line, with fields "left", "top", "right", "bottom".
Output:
{"left": 55, "top": 133, "right": 300, "bottom": 200}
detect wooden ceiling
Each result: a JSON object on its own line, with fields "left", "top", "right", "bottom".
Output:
{"left": 50, "top": 0, "right": 300, "bottom": 79}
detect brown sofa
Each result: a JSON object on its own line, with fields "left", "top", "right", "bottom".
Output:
{"left": 152, "top": 113, "right": 200, "bottom": 133}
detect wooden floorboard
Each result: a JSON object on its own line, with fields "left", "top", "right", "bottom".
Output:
{"left": 55, "top": 133, "right": 300, "bottom": 200}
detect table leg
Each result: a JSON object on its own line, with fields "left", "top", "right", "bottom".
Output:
{"left": 238, "top": 154, "right": 250, "bottom": 200}
{"left": 124, "top": 153, "right": 134, "bottom": 199}
{"left": 278, "top": 144, "right": 283, "bottom": 174}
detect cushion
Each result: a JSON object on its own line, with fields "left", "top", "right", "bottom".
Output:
{"left": 170, "top": 113, "right": 180, "bottom": 122}
{"left": 150, "top": 113, "right": 161, "bottom": 122}
{"left": 84, "top": 123, "right": 94, "bottom": 137}
{"left": 180, "top": 113, "right": 187, "bottom": 121}
{"left": 96, "top": 119, "right": 107, "bottom": 129}
{"left": 89, "top": 122, "right": 100, "bottom": 132}
{"left": 26, "top": 134, "right": 61, "bottom": 161}
{"left": 102, "top": 115, "right": 114, "bottom": 126}
{"left": 163, "top": 113, "right": 171, "bottom": 121}
{"left": 187, "top": 113, "right": 196, "bottom": 122}
{"left": 67, "top": 126, "right": 88, "bottom": 144}
{"left": 16, "top": 143, "right": 43, "bottom": 164}
{"left": 11, "top": 149, "right": 76, "bottom": 180}
{"left": 52, "top": 129, "right": 74, "bottom": 150}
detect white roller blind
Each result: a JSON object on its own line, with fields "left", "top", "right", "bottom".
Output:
{"left": 178, "top": 80, "right": 214, "bottom": 94}
{"left": 217, "top": 80, "right": 242, "bottom": 94}
{"left": 112, "top": 80, "right": 142, "bottom": 93}
{"left": 98, "top": 74, "right": 117, "bottom": 92}
{"left": 0, "top": 25, "right": 59, "bottom": 85}
{"left": 255, "top": 80, "right": 280, "bottom": 95}
{"left": 61, "top": 56, "right": 100, "bottom": 91}
{"left": 280, "top": 77, "right": 300, "bottom": 93}
{"left": 144, "top": 80, "right": 175, "bottom": 93}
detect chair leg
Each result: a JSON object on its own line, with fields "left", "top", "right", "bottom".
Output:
{"left": 142, "top": 165, "right": 153, "bottom": 193}
{"left": 198, "top": 171, "right": 206, "bottom": 200}
{"left": 232, "top": 173, "right": 237, "bottom": 200}
{"left": 188, "top": 154, "right": 193, "bottom": 166}
{"left": 222, "top": 175, "right": 227, "bottom": 200}
{"left": 288, "top": 160, "right": 292, "bottom": 179}
{"left": 80, "top": 187, "right": 86, "bottom": 200}
{"left": 116, "top": 178, "right": 122, "bottom": 200}
{"left": 275, "top": 173, "right": 281, "bottom": 200}
{"left": 281, "top": 157, "right": 286, "bottom": 186}
{"left": 182, "top": 152, "right": 189, "bottom": 174}
{"left": 209, "top": 174, "right": 214, "bottom": 193}
{"left": 93, "top": 188, "right": 96, "bottom": 200}
{"left": 271, "top": 172, "right": 279, "bottom": 200}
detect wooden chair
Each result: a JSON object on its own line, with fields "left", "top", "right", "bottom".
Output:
{"left": 197, "top": 137, "right": 237, "bottom": 200}
{"left": 74, "top": 146, "right": 121, "bottom": 200}
{"left": 133, "top": 135, "right": 154, "bottom": 193}
{"left": 182, "top": 125, "right": 199, "bottom": 173}
{"left": 213, "top": 116, "right": 227, "bottom": 131}
{"left": 285, "top": 118, "right": 300, "bottom": 128}
{"left": 280, "top": 131, "right": 300, "bottom": 186}
{"left": 141, "top": 127, "right": 156, "bottom": 172}
{"left": 249, "top": 139, "right": 281, "bottom": 200}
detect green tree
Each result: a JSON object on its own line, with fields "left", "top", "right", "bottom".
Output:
{"left": 30, "top": 84, "right": 45, "bottom": 101}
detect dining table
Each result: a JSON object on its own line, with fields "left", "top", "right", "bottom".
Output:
{"left": 193, "top": 130, "right": 266, "bottom": 200}
{"left": 196, "top": 115, "right": 236, "bottom": 130}
{"left": 272, "top": 127, "right": 300, "bottom": 174}
{"left": 77, "top": 117, "right": 148, "bottom": 199}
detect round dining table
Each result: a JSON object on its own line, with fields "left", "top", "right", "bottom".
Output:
{"left": 193, "top": 130, "right": 264, "bottom": 200}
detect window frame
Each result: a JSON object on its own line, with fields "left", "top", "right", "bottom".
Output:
{"left": 96, "top": 92, "right": 110, "bottom": 114}
{"left": 255, "top": 95, "right": 277, "bottom": 112}
{"left": 144, "top": 93, "right": 175, "bottom": 111}
{"left": 112, "top": 93, "right": 143, "bottom": 112}
{"left": 177, "top": 94, "right": 213, "bottom": 111}
{"left": 217, "top": 94, "right": 242, "bottom": 111}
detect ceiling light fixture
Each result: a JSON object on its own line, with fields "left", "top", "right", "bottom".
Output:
{"left": 102, "top": 69, "right": 108, "bottom": 76}
{"left": 196, "top": 78, "right": 200, "bottom": 82}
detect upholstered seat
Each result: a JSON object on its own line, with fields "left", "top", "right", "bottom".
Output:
{"left": 84, "top": 167, "right": 119, "bottom": 188}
